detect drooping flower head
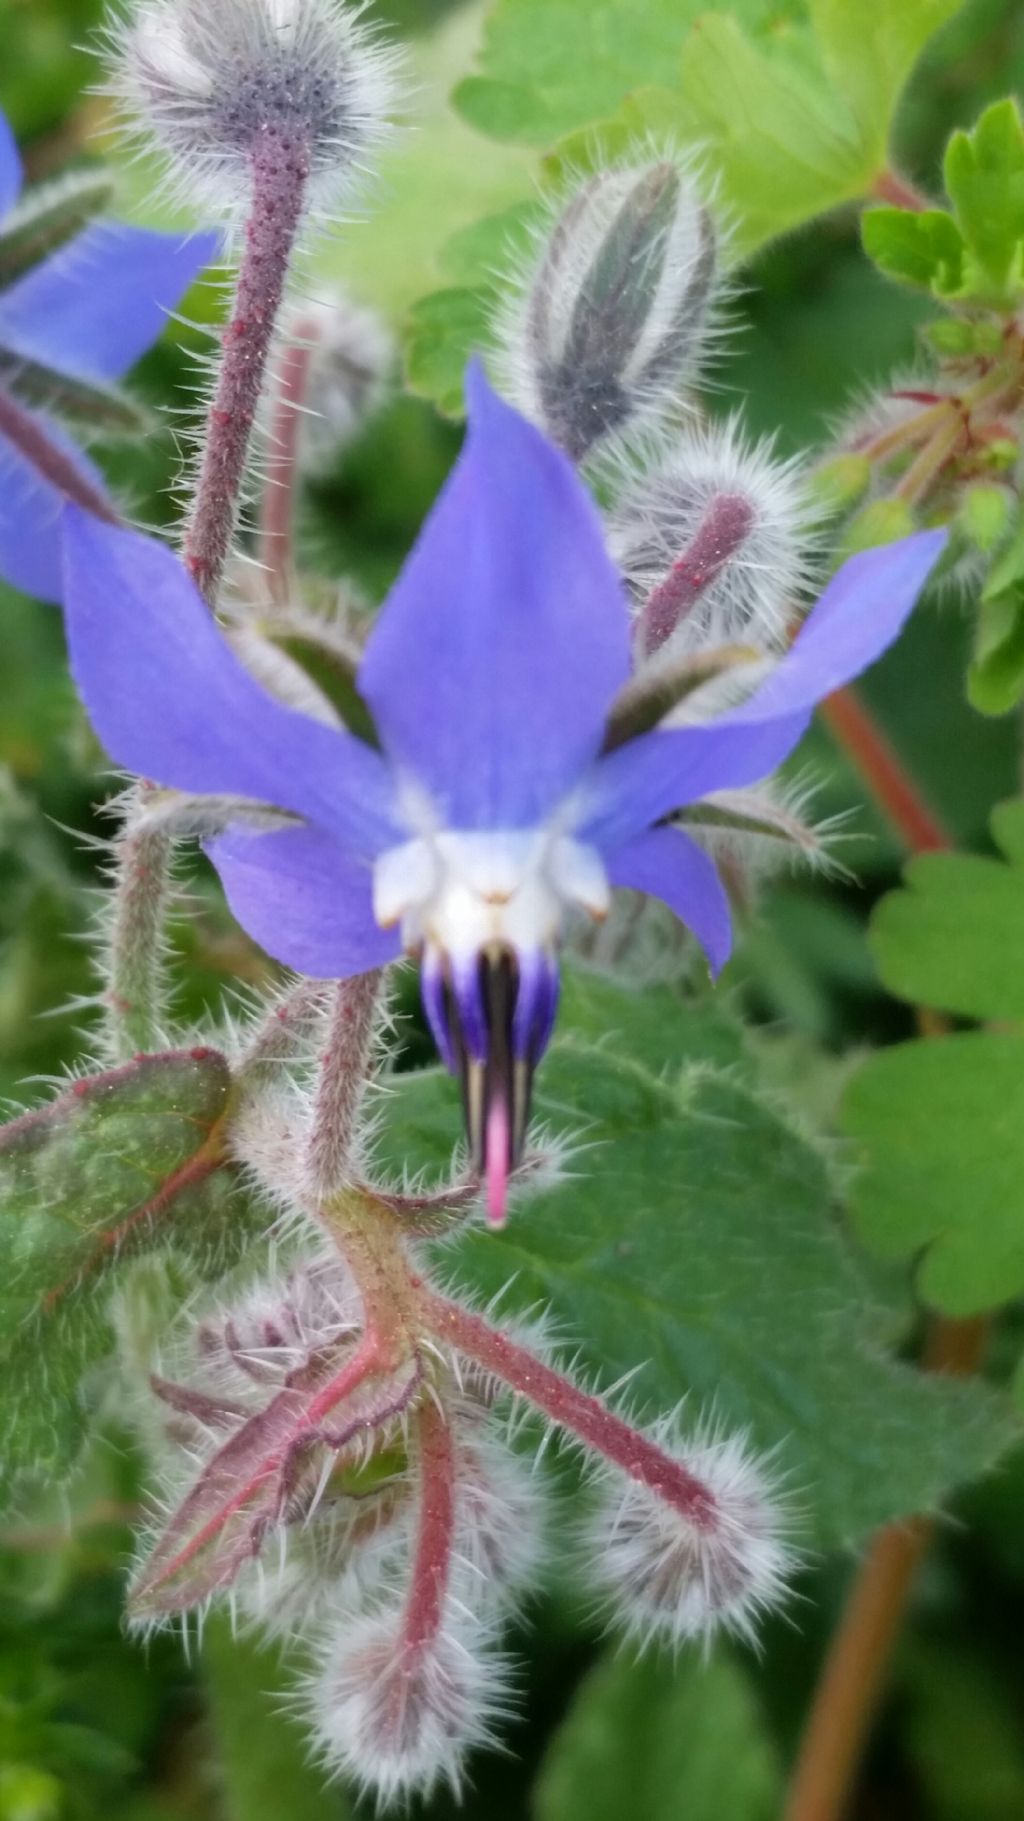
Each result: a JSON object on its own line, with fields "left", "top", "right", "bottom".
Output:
{"left": 0, "top": 104, "right": 217, "bottom": 603}
{"left": 62, "top": 363, "right": 944, "bottom": 1224}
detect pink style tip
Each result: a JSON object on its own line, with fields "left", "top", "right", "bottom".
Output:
{"left": 485, "top": 1100, "right": 510, "bottom": 1229}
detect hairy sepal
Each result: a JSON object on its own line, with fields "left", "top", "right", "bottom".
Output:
{"left": 0, "top": 169, "right": 116, "bottom": 290}
{"left": 131, "top": 1345, "right": 423, "bottom": 1619}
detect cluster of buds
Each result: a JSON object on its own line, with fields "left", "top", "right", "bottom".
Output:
{"left": 122, "top": 979, "right": 790, "bottom": 1804}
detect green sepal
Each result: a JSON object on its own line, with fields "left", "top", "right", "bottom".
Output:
{"left": 0, "top": 169, "right": 115, "bottom": 292}
{"left": 969, "top": 518, "right": 1024, "bottom": 713}
{"left": 0, "top": 350, "right": 151, "bottom": 437}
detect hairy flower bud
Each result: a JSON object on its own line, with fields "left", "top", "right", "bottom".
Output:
{"left": 608, "top": 418, "right": 812, "bottom": 660}
{"left": 494, "top": 156, "right": 721, "bottom": 464}
{"left": 108, "top": 0, "right": 400, "bottom": 215}
{"left": 308, "top": 1607, "right": 510, "bottom": 1802}
{"left": 584, "top": 1424, "right": 791, "bottom": 1647}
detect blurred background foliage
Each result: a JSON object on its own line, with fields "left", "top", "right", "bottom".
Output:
{"left": 3, "top": 0, "right": 1024, "bottom": 1817}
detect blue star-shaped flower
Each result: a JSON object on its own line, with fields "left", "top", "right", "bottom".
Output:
{"left": 62, "top": 364, "right": 945, "bottom": 1224}
{"left": 0, "top": 107, "right": 217, "bottom": 602}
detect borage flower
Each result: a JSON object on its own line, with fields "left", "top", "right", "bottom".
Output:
{"left": 0, "top": 105, "right": 216, "bottom": 601}
{"left": 62, "top": 364, "right": 944, "bottom": 1224}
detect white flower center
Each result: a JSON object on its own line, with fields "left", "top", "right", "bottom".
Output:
{"left": 372, "top": 826, "right": 610, "bottom": 962}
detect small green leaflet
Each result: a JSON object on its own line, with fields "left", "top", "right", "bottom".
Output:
{"left": 843, "top": 801, "right": 1024, "bottom": 1325}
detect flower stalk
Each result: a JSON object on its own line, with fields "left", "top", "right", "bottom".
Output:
{"left": 185, "top": 134, "right": 310, "bottom": 604}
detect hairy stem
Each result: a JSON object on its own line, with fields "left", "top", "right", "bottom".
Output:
{"left": 306, "top": 973, "right": 383, "bottom": 1201}
{"left": 185, "top": 132, "right": 310, "bottom": 606}
{"left": 403, "top": 1397, "right": 458, "bottom": 1655}
{"left": 820, "top": 688, "right": 951, "bottom": 852}
{"left": 102, "top": 790, "right": 175, "bottom": 1059}
{"left": 784, "top": 1318, "right": 988, "bottom": 1821}
{"left": 425, "top": 1297, "right": 716, "bottom": 1527}
{"left": 0, "top": 384, "right": 118, "bottom": 523}
{"left": 260, "top": 322, "right": 319, "bottom": 605}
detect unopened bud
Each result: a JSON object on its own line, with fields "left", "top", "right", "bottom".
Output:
{"left": 608, "top": 418, "right": 811, "bottom": 659}
{"left": 585, "top": 1424, "right": 791, "bottom": 1647}
{"left": 309, "top": 1608, "right": 510, "bottom": 1802}
{"left": 494, "top": 157, "right": 721, "bottom": 464}
{"left": 809, "top": 452, "right": 872, "bottom": 517}
{"left": 839, "top": 497, "right": 917, "bottom": 558}
{"left": 922, "top": 317, "right": 1003, "bottom": 360}
{"left": 108, "top": 0, "right": 401, "bottom": 215}
{"left": 958, "top": 482, "right": 1015, "bottom": 553}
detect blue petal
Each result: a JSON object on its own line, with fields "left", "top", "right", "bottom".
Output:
{"left": 359, "top": 361, "right": 631, "bottom": 829}
{"left": 583, "top": 712, "right": 811, "bottom": 852}
{"left": 0, "top": 414, "right": 109, "bottom": 602}
{"left": 0, "top": 109, "right": 22, "bottom": 223}
{"left": 209, "top": 825, "right": 401, "bottom": 978}
{"left": 0, "top": 222, "right": 219, "bottom": 382}
{"left": 607, "top": 826, "right": 732, "bottom": 975}
{"left": 583, "top": 530, "right": 946, "bottom": 852}
{"left": 62, "top": 510, "right": 400, "bottom": 856}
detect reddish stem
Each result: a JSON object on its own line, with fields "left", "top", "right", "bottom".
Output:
{"left": 784, "top": 1318, "right": 988, "bottom": 1821}
{"left": 0, "top": 383, "right": 118, "bottom": 524}
{"left": 425, "top": 1296, "right": 716, "bottom": 1527}
{"left": 821, "top": 687, "right": 952, "bottom": 853}
{"left": 185, "top": 130, "right": 309, "bottom": 606}
{"left": 640, "top": 493, "right": 755, "bottom": 656}
{"left": 871, "top": 169, "right": 929, "bottom": 212}
{"left": 260, "top": 324, "right": 319, "bottom": 604}
{"left": 403, "top": 1396, "right": 458, "bottom": 1654}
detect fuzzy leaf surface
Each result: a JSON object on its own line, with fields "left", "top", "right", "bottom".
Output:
{"left": 0, "top": 1049, "right": 234, "bottom": 1496}
{"left": 379, "top": 970, "right": 1015, "bottom": 1545}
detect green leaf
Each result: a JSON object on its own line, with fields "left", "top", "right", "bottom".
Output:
{"left": 944, "top": 98, "right": 1024, "bottom": 295}
{"left": 203, "top": 1617, "right": 353, "bottom": 1821}
{"left": 843, "top": 1031, "right": 1024, "bottom": 1314}
{"left": 842, "top": 800, "right": 1024, "bottom": 1321}
{"left": 0, "top": 1050, "right": 235, "bottom": 1496}
{"left": 380, "top": 969, "right": 1015, "bottom": 1545}
{"left": 861, "top": 205, "right": 966, "bottom": 293}
{"left": 808, "top": 0, "right": 965, "bottom": 155}
{"left": 969, "top": 584, "right": 1024, "bottom": 715}
{"left": 534, "top": 1647, "right": 781, "bottom": 1821}
{"left": 403, "top": 284, "right": 494, "bottom": 416}
{"left": 452, "top": 0, "right": 718, "bottom": 147}
{"left": 869, "top": 800, "right": 1024, "bottom": 1019}
{"left": 0, "top": 170, "right": 115, "bottom": 292}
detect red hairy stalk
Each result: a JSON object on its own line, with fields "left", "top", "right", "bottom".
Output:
{"left": 260, "top": 322, "right": 320, "bottom": 603}
{"left": 185, "top": 132, "right": 310, "bottom": 605}
{"left": 424, "top": 1297, "right": 716, "bottom": 1529}
{"left": 403, "top": 1397, "right": 458, "bottom": 1655}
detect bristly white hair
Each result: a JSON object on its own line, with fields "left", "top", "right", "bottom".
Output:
{"left": 305, "top": 1602, "right": 514, "bottom": 1806}
{"left": 607, "top": 414, "right": 818, "bottom": 663}
{"left": 581, "top": 1414, "right": 795, "bottom": 1650}
{"left": 490, "top": 146, "right": 731, "bottom": 470}
{"left": 103, "top": 0, "right": 403, "bottom": 221}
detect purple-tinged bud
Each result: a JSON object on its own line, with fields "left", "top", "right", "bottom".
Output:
{"left": 308, "top": 1607, "right": 510, "bottom": 1803}
{"left": 607, "top": 418, "right": 812, "bottom": 661}
{"left": 584, "top": 1422, "right": 792, "bottom": 1647}
{"left": 107, "top": 0, "right": 401, "bottom": 218}
{"left": 493, "top": 157, "right": 721, "bottom": 465}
